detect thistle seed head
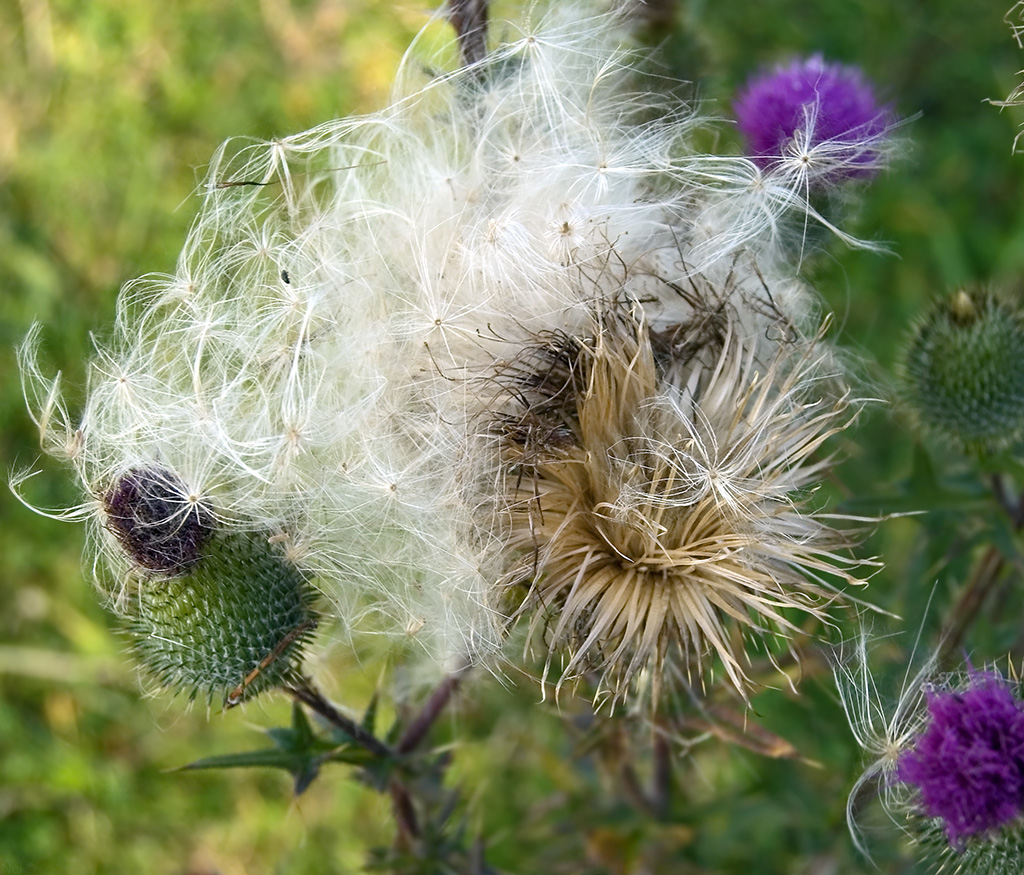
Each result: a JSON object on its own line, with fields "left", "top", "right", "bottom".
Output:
{"left": 499, "top": 302, "right": 864, "bottom": 708}
{"left": 15, "top": 3, "right": 879, "bottom": 687}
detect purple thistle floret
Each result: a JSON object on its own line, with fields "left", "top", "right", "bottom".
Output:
{"left": 102, "top": 466, "right": 214, "bottom": 575}
{"left": 734, "top": 54, "right": 893, "bottom": 181}
{"left": 897, "top": 672, "right": 1024, "bottom": 845}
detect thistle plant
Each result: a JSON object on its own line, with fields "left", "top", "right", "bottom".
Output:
{"left": 734, "top": 54, "right": 896, "bottom": 185}
{"left": 839, "top": 647, "right": 1024, "bottom": 873}
{"left": 17, "top": 1, "right": 874, "bottom": 706}
{"left": 899, "top": 287, "right": 1024, "bottom": 455}
{"left": 11, "top": 0, "right": 967, "bottom": 870}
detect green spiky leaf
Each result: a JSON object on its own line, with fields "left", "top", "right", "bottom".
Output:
{"left": 181, "top": 702, "right": 388, "bottom": 794}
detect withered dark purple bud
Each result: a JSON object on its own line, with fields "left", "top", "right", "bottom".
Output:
{"left": 102, "top": 467, "right": 214, "bottom": 574}
{"left": 447, "top": 0, "right": 489, "bottom": 69}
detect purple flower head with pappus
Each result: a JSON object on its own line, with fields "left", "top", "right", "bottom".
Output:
{"left": 734, "top": 54, "right": 894, "bottom": 184}
{"left": 897, "top": 670, "right": 1024, "bottom": 845}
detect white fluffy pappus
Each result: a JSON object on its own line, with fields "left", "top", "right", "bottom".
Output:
{"left": 832, "top": 624, "right": 941, "bottom": 861}
{"left": 16, "top": 2, "right": 863, "bottom": 679}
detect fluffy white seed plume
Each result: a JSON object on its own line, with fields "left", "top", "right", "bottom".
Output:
{"left": 17, "top": 2, "right": 864, "bottom": 680}
{"left": 832, "top": 626, "right": 939, "bottom": 860}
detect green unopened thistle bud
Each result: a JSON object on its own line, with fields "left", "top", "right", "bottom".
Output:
{"left": 130, "top": 531, "right": 318, "bottom": 706}
{"left": 899, "top": 288, "right": 1024, "bottom": 454}
{"left": 103, "top": 467, "right": 317, "bottom": 705}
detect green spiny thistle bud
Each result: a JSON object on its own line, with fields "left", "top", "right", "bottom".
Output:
{"left": 899, "top": 288, "right": 1024, "bottom": 454}
{"left": 129, "top": 531, "right": 318, "bottom": 706}
{"left": 914, "top": 812, "right": 1024, "bottom": 875}
{"left": 104, "top": 466, "right": 317, "bottom": 705}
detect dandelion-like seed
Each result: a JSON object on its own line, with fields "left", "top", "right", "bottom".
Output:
{"left": 500, "top": 299, "right": 864, "bottom": 707}
{"left": 734, "top": 54, "right": 894, "bottom": 184}
{"left": 833, "top": 628, "right": 938, "bottom": 859}
{"left": 898, "top": 671, "right": 1024, "bottom": 845}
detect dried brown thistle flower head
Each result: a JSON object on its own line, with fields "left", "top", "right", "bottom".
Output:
{"left": 496, "top": 302, "right": 865, "bottom": 708}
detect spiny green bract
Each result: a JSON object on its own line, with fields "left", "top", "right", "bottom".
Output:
{"left": 900, "top": 288, "right": 1024, "bottom": 454}
{"left": 129, "top": 532, "right": 318, "bottom": 705}
{"left": 913, "top": 813, "right": 1024, "bottom": 874}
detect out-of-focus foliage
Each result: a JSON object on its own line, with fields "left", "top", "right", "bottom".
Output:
{"left": 4, "top": 1, "right": 1024, "bottom": 873}
{"left": 1, "top": 3, "right": 416, "bottom": 872}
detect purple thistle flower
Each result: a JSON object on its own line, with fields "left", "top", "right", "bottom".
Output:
{"left": 897, "top": 672, "right": 1024, "bottom": 844}
{"left": 734, "top": 54, "right": 893, "bottom": 182}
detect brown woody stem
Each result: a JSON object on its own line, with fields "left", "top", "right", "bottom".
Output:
{"left": 937, "top": 474, "right": 1024, "bottom": 665}
{"left": 397, "top": 666, "right": 468, "bottom": 754}
{"left": 447, "top": 0, "right": 489, "bottom": 68}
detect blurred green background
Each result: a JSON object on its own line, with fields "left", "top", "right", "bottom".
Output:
{"left": 3, "top": 1, "right": 1024, "bottom": 872}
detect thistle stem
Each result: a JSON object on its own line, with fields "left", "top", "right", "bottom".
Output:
{"left": 651, "top": 722, "right": 673, "bottom": 820}
{"left": 284, "top": 678, "right": 394, "bottom": 759}
{"left": 397, "top": 665, "right": 469, "bottom": 754}
{"left": 989, "top": 472, "right": 1024, "bottom": 526}
{"left": 937, "top": 546, "right": 1005, "bottom": 666}
{"left": 390, "top": 666, "right": 469, "bottom": 848}
{"left": 937, "top": 475, "right": 1024, "bottom": 665}
{"left": 618, "top": 758, "right": 655, "bottom": 816}
{"left": 287, "top": 667, "right": 469, "bottom": 848}
{"left": 447, "top": 0, "right": 489, "bottom": 68}
{"left": 389, "top": 778, "right": 421, "bottom": 846}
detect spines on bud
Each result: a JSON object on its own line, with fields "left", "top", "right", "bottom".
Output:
{"left": 914, "top": 814, "right": 1024, "bottom": 875}
{"left": 129, "top": 530, "right": 318, "bottom": 706}
{"left": 899, "top": 288, "right": 1024, "bottom": 454}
